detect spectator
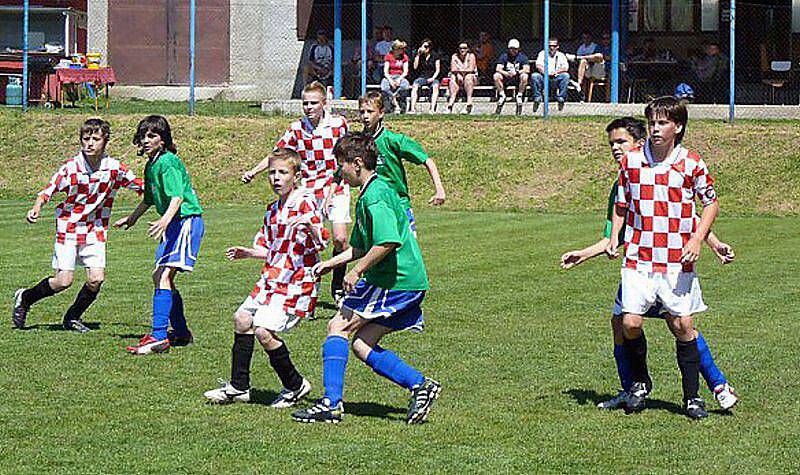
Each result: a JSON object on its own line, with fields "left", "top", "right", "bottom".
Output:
{"left": 381, "top": 40, "right": 411, "bottom": 113}
{"left": 691, "top": 41, "right": 728, "bottom": 103}
{"left": 447, "top": 41, "right": 478, "bottom": 114}
{"left": 475, "top": 31, "right": 496, "bottom": 84}
{"left": 304, "top": 29, "right": 333, "bottom": 86}
{"left": 575, "top": 31, "right": 605, "bottom": 97}
{"left": 493, "top": 38, "right": 530, "bottom": 113}
{"left": 372, "top": 26, "right": 394, "bottom": 83}
{"left": 410, "top": 39, "right": 442, "bottom": 114}
{"left": 533, "top": 37, "right": 570, "bottom": 111}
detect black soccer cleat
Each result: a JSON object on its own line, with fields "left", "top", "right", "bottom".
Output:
{"left": 167, "top": 329, "right": 194, "bottom": 347}
{"left": 685, "top": 398, "right": 709, "bottom": 420}
{"left": 12, "top": 289, "right": 28, "bottom": 329}
{"left": 64, "top": 319, "right": 91, "bottom": 334}
{"left": 407, "top": 378, "right": 442, "bottom": 424}
{"left": 292, "top": 397, "right": 343, "bottom": 424}
{"left": 624, "top": 382, "right": 649, "bottom": 414}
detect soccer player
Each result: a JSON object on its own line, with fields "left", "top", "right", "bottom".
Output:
{"left": 291, "top": 133, "right": 440, "bottom": 425}
{"left": 560, "top": 117, "right": 738, "bottom": 412}
{"left": 242, "top": 81, "right": 350, "bottom": 302}
{"left": 13, "top": 118, "right": 143, "bottom": 333}
{"left": 204, "top": 149, "right": 327, "bottom": 407}
{"left": 114, "top": 115, "right": 204, "bottom": 355}
{"left": 359, "top": 91, "right": 446, "bottom": 235}
{"left": 606, "top": 97, "right": 721, "bottom": 419}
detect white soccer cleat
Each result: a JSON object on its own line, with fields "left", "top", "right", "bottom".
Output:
{"left": 204, "top": 379, "right": 250, "bottom": 404}
{"left": 597, "top": 390, "right": 628, "bottom": 410}
{"left": 270, "top": 378, "right": 312, "bottom": 408}
{"left": 713, "top": 383, "right": 739, "bottom": 410}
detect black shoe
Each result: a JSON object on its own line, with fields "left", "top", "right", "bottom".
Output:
{"left": 12, "top": 289, "right": 28, "bottom": 329}
{"left": 533, "top": 101, "right": 541, "bottom": 113}
{"left": 64, "top": 319, "right": 91, "bottom": 334}
{"left": 407, "top": 378, "right": 442, "bottom": 424}
{"left": 624, "top": 382, "right": 649, "bottom": 414}
{"left": 167, "top": 329, "right": 194, "bottom": 347}
{"left": 685, "top": 398, "right": 709, "bottom": 420}
{"left": 557, "top": 101, "right": 565, "bottom": 111}
{"left": 292, "top": 397, "right": 344, "bottom": 424}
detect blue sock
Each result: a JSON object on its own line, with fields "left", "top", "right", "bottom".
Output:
{"left": 614, "top": 344, "right": 633, "bottom": 391}
{"left": 365, "top": 345, "right": 425, "bottom": 390}
{"left": 697, "top": 331, "right": 727, "bottom": 391}
{"left": 168, "top": 290, "right": 190, "bottom": 337}
{"left": 322, "top": 336, "right": 349, "bottom": 406}
{"left": 152, "top": 289, "right": 172, "bottom": 341}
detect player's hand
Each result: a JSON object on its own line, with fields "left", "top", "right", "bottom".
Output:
{"left": 428, "top": 191, "right": 446, "bottom": 206}
{"left": 225, "top": 246, "right": 251, "bottom": 261}
{"left": 26, "top": 207, "right": 40, "bottom": 224}
{"left": 322, "top": 194, "right": 334, "bottom": 219}
{"left": 241, "top": 170, "right": 257, "bottom": 184}
{"left": 343, "top": 268, "right": 361, "bottom": 293}
{"left": 312, "top": 260, "right": 334, "bottom": 278}
{"left": 113, "top": 215, "right": 135, "bottom": 229}
{"left": 681, "top": 237, "right": 703, "bottom": 264}
{"left": 712, "top": 241, "right": 735, "bottom": 265}
{"left": 605, "top": 239, "right": 620, "bottom": 259}
{"left": 560, "top": 250, "right": 584, "bottom": 270}
{"left": 148, "top": 218, "right": 169, "bottom": 241}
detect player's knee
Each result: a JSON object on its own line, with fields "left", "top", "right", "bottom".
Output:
{"left": 52, "top": 273, "right": 73, "bottom": 291}
{"left": 326, "top": 317, "right": 348, "bottom": 337}
{"left": 350, "top": 337, "right": 370, "bottom": 361}
{"left": 232, "top": 311, "right": 253, "bottom": 333}
{"left": 85, "top": 277, "right": 104, "bottom": 292}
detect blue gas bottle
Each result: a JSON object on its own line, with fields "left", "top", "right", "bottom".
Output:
{"left": 5, "top": 77, "right": 23, "bottom": 106}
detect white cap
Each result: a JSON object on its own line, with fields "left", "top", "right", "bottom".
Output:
{"left": 507, "top": 39, "right": 520, "bottom": 49}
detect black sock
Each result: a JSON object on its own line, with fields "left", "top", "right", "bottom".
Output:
{"left": 63, "top": 283, "right": 100, "bottom": 323}
{"left": 331, "top": 249, "right": 345, "bottom": 295}
{"left": 267, "top": 343, "right": 303, "bottom": 391}
{"left": 623, "top": 332, "right": 652, "bottom": 390}
{"left": 231, "top": 333, "right": 255, "bottom": 391}
{"left": 21, "top": 278, "right": 56, "bottom": 307}
{"left": 676, "top": 338, "right": 700, "bottom": 402}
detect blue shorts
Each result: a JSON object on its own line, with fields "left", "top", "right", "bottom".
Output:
{"left": 613, "top": 284, "right": 664, "bottom": 318}
{"left": 155, "top": 215, "right": 204, "bottom": 272}
{"left": 406, "top": 208, "right": 417, "bottom": 237}
{"left": 341, "top": 280, "right": 425, "bottom": 332}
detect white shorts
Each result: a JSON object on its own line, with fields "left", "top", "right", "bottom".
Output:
{"left": 325, "top": 192, "right": 351, "bottom": 224}
{"left": 52, "top": 241, "right": 106, "bottom": 271}
{"left": 237, "top": 295, "right": 300, "bottom": 333}
{"left": 620, "top": 268, "right": 707, "bottom": 317}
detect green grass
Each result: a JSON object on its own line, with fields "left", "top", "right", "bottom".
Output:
{"left": 1, "top": 201, "right": 799, "bottom": 473}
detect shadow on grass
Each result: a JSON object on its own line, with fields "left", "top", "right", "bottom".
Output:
{"left": 248, "top": 388, "right": 283, "bottom": 406}
{"left": 563, "top": 388, "right": 684, "bottom": 416}
{"left": 345, "top": 401, "right": 405, "bottom": 420}
{"left": 26, "top": 322, "right": 101, "bottom": 331}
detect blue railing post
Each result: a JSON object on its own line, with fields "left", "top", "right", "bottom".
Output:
{"left": 543, "top": 0, "right": 550, "bottom": 119}
{"left": 728, "top": 0, "right": 735, "bottom": 123}
{"left": 333, "top": 0, "right": 342, "bottom": 99}
{"left": 361, "top": 0, "right": 367, "bottom": 96}
{"left": 22, "top": 0, "right": 29, "bottom": 111}
{"left": 611, "top": 0, "right": 620, "bottom": 103}
{"left": 189, "top": 0, "right": 196, "bottom": 116}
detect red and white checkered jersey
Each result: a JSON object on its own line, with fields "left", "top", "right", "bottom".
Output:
{"left": 274, "top": 114, "right": 349, "bottom": 201}
{"left": 616, "top": 142, "right": 717, "bottom": 273}
{"left": 39, "top": 152, "right": 144, "bottom": 244}
{"left": 249, "top": 190, "right": 330, "bottom": 318}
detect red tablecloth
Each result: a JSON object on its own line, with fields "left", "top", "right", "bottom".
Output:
{"left": 54, "top": 67, "right": 117, "bottom": 85}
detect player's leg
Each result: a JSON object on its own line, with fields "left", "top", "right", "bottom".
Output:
{"left": 62, "top": 267, "right": 104, "bottom": 333}
{"left": 205, "top": 308, "right": 254, "bottom": 403}
{"left": 598, "top": 311, "right": 633, "bottom": 410}
{"left": 167, "top": 289, "right": 193, "bottom": 346}
{"left": 166, "top": 216, "right": 203, "bottom": 343}
{"left": 125, "top": 265, "right": 176, "bottom": 355}
{"left": 328, "top": 194, "right": 351, "bottom": 302}
{"left": 255, "top": 326, "right": 312, "bottom": 408}
{"left": 695, "top": 328, "right": 738, "bottom": 409}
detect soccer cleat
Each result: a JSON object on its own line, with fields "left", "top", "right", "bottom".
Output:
{"left": 12, "top": 289, "right": 28, "bottom": 329}
{"left": 713, "top": 383, "right": 739, "bottom": 410}
{"left": 270, "top": 378, "right": 312, "bottom": 408}
{"left": 126, "top": 334, "right": 170, "bottom": 355}
{"left": 624, "top": 382, "right": 649, "bottom": 414}
{"left": 63, "top": 319, "right": 91, "bottom": 334}
{"left": 685, "top": 398, "right": 709, "bottom": 420}
{"left": 203, "top": 379, "right": 251, "bottom": 404}
{"left": 292, "top": 397, "right": 344, "bottom": 423}
{"left": 167, "top": 329, "right": 194, "bottom": 347}
{"left": 597, "top": 390, "right": 628, "bottom": 410}
{"left": 407, "top": 378, "right": 442, "bottom": 424}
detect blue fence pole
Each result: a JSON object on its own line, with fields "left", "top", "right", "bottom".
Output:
{"left": 361, "top": 0, "right": 367, "bottom": 96}
{"left": 189, "top": 0, "right": 196, "bottom": 116}
{"left": 333, "top": 0, "right": 342, "bottom": 99}
{"left": 611, "top": 0, "right": 620, "bottom": 103}
{"left": 22, "top": 0, "right": 29, "bottom": 111}
{"left": 728, "top": 0, "right": 735, "bottom": 123}
{"left": 543, "top": 0, "right": 550, "bottom": 119}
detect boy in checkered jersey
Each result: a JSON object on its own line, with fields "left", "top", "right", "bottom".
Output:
{"left": 561, "top": 117, "right": 738, "bottom": 413}
{"left": 204, "top": 149, "right": 327, "bottom": 406}
{"left": 607, "top": 97, "right": 720, "bottom": 419}
{"left": 13, "top": 118, "right": 143, "bottom": 333}
{"left": 242, "top": 81, "right": 351, "bottom": 302}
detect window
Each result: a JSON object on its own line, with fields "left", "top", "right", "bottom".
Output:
{"left": 637, "top": 0, "right": 698, "bottom": 32}
{"left": 701, "top": 0, "right": 719, "bottom": 31}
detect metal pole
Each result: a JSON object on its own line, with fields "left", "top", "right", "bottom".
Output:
{"left": 22, "top": 0, "right": 29, "bottom": 111}
{"left": 334, "top": 0, "right": 342, "bottom": 99}
{"left": 361, "top": 0, "right": 367, "bottom": 96}
{"left": 611, "top": 0, "right": 620, "bottom": 103}
{"left": 189, "top": 0, "right": 196, "bottom": 116}
{"left": 543, "top": 0, "right": 550, "bottom": 119}
{"left": 728, "top": 0, "right": 735, "bottom": 122}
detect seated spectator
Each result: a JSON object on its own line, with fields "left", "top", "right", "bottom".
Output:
{"left": 447, "top": 41, "right": 478, "bottom": 114}
{"left": 574, "top": 31, "right": 605, "bottom": 97}
{"left": 304, "top": 29, "right": 333, "bottom": 86}
{"left": 381, "top": 40, "right": 411, "bottom": 113}
{"left": 410, "top": 39, "right": 442, "bottom": 114}
{"left": 475, "top": 31, "right": 496, "bottom": 84}
{"left": 691, "top": 41, "right": 728, "bottom": 103}
{"left": 493, "top": 38, "right": 530, "bottom": 112}
{"left": 347, "top": 39, "right": 374, "bottom": 97}
{"left": 532, "top": 37, "right": 570, "bottom": 111}
{"left": 372, "top": 26, "right": 394, "bottom": 83}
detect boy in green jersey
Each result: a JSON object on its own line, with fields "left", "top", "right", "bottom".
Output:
{"left": 115, "top": 115, "right": 204, "bottom": 355}
{"left": 292, "top": 133, "right": 440, "bottom": 425}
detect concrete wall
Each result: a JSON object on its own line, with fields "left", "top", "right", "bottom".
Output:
{"left": 86, "top": 0, "right": 108, "bottom": 66}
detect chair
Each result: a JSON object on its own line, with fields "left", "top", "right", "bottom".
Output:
{"left": 761, "top": 61, "right": 792, "bottom": 104}
{"left": 587, "top": 76, "right": 609, "bottom": 102}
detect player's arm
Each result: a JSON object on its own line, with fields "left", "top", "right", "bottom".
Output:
{"left": 561, "top": 237, "right": 610, "bottom": 270}
{"left": 148, "top": 196, "right": 182, "bottom": 240}
{"left": 704, "top": 230, "right": 735, "bottom": 264}
{"left": 682, "top": 200, "right": 719, "bottom": 264}
{"left": 605, "top": 205, "right": 626, "bottom": 258}
{"left": 114, "top": 200, "right": 150, "bottom": 229}
{"left": 242, "top": 156, "right": 271, "bottom": 184}
{"left": 422, "top": 158, "right": 446, "bottom": 205}
{"left": 28, "top": 167, "right": 66, "bottom": 223}
{"left": 313, "top": 246, "right": 364, "bottom": 278}
{"left": 225, "top": 245, "right": 268, "bottom": 261}
{"left": 344, "top": 243, "right": 399, "bottom": 292}
{"left": 26, "top": 194, "right": 49, "bottom": 224}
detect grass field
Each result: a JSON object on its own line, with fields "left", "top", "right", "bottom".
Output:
{"left": 2, "top": 200, "right": 799, "bottom": 473}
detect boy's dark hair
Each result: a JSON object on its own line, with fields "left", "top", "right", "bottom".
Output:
{"left": 132, "top": 115, "right": 177, "bottom": 155}
{"left": 332, "top": 132, "right": 378, "bottom": 170}
{"left": 605, "top": 116, "right": 646, "bottom": 141}
{"left": 358, "top": 90, "right": 385, "bottom": 110}
{"left": 645, "top": 96, "right": 688, "bottom": 143}
{"left": 80, "top": 118, "right": 111, "bottom": 141}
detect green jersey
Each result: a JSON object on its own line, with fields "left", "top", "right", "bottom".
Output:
{"left": 604, "top": 178, "right": 624, "bottom": 241}
{"left": 144, "top": 151, "right": 203, "bottom": 218}
{"left": 373, "top": 127, "right": 428, "bottom": 210}
{"left": 350, "top": 175, "right": 429, "bottom": 291}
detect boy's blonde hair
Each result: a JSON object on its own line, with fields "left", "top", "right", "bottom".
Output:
{"left": 302, "top": 81, "right": 327, "bottom": 99}
{"left": 269, "top": 148, "right": 302, "bottom": 175}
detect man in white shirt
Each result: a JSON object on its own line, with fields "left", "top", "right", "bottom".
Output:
{"left": 533, "top": 37, "right": 571, "bottom": 111}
